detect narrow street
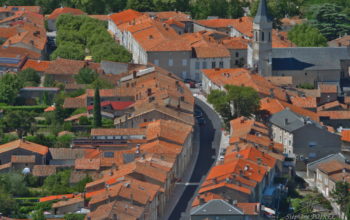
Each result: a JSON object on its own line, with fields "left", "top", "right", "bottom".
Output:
{"left": 168, "top": 98, "right": 222, "bottom": 220}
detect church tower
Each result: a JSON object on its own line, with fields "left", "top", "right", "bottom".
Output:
{"left": 252, "top": 0, "right": 273, "bottom": 76}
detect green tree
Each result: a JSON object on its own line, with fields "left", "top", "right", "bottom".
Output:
{"left": 207, "top": 89, "right": 232, "bottom": 127}
{"left": 0, "top": 73, "right": 23, "bottom": 104}
{"left": 50, "top": 42, "right": 85, "bottom": 60}
{"left": 32, "top": 209, "right": 45, "bottom": 220}
{"left": 310, "top": 3, "right": 350, "bottom": 40}
{"left": 288, "top": 23, "right": 327, "bottom": 47}
{"left": 43, "top": 75, "right": 56, "bottom": 87}
{"left": 0, "top": 188, "right": 18, "bottom": 216}
{"left": 191, "top": 0, "right": 211, "bottom": 19}
{"left": 74, "top": 68, "right": 99, "bottom": 84}
{"left": 64, "top": 213, "right": 85, "bottom": 220}
{"left": 93, "top": 88, "right": 102, "bottom": 128}
{"left": 3, "top": 110, "right": 35, "bottom": 138}
{"left": 127, "top": 0, "right": 155, "bottom": 11}
{"left": 225, "top": 85, "right": 260, "bottom": 118}
{"left": 331, "top": 181, "right": 350, "bottom": 211}
{"left": 43, "top": 169, "right": 73, "bottom": 195}
{"left": 90, "top": 43, "right": 132, "bottom": 63}
{"left": 54, "top": 134, "right": 74, "bottom": 148}
{"left": 18, "top": 68, "right": 41, "bottom": 86}
{"left": 227, "top": 0, "right": 244, "bottom": 18}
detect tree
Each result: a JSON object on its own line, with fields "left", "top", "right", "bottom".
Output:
{"left": 50, "top": 42, "right": 85, "bottom": 60}
{"left": 207, "top": 89, "right": 232, "bottom": 127}
{"left": 17, "top": 68, "right": 41, "bottom": 86}
{"left": 54, "top": 134, "right": 74, "bottom": 148}
{"left": 0, "top": 73, "right": 23, "bottom": 104}
{"left": 3, "top": 110, "right": 35, "bottom": 138}
{"left": 64, "top": 214, "right": 85, "bottom": 220}
{"left": 331, "top": 181, "right": 350, "bottom": 211}
{"left": 310, "top": 3, "right": 350, "bottom": 40}
{"left": 32, "top": 209, "right": 45, "bottom": 220}
{"left": 225, "top": 85, "right": 260, "bottom": 118}
{"left": 191, "top": 0, "right": 211, "bottom": 19}
{"left": 227, "top": 0, "right": 244, "bottom": 18}
{"left": 126, "top": 0, "right": 155, "bottom": 11}
{"left": 74, "top": 68, "right": 98, "bottom": 84}
{"left": 90, "top": 43, "right": 132, "bottom": 63}
{"left": 43, "top": 169, "right": 73, "bottom": 195}
{"left": 43, "top": 75, "right": 56, "bottom": 87}
{"left": 288, "top": 23, "right": 327, "bottom": 47}
{"left": 0, "top": 188, "right": 18, "bottom": 216}
{"left": 93, "top": 87, "right": 102, "bottom": 128}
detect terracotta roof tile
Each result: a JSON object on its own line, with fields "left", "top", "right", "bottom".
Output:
{"left": 192, "top": 192, "right": 224, "bottom": 207}
{"left": 199, "top": 181, "right": 251, "bottom": 195}
{"left": 221, "top": 37, "right": 248, "bottom": 49}
{"left": 319, "top": 84, "right": 338, "bottom": 93}
{"left": 45, "top": 58, "right": 100, "bottom": 75}
{"left": 91, "top": 128, "right": 145, "bottom": 136}
{"left": 0, "top": 46, "right": 41, "bottom": 59}
{"left": 32, "top": 165, "right": 57, "bottom": 177}
{"left": 342, "top": 130, "right": 350, "bottom": 142}
{"left": 11, "top": 155, "right": 35, "bottom": 163}
{"left": 318, "top": 160, "right": 350, "bottom": 174}
{"left": 75, "top": 158, "right": 100, "bottom": 170}
{"left": 290, "top": 96, "right": 317, "bottom": 108}
{"left": 318, "top": 111, "right": 350, "bottom": 119}
{"left": 328, "top": 35, "right": 350, "bottom": 47}
{"left": 266, "top": 76, "right": 293, "bottom": 86}
{"left": 109, "top": 9, "right": 143, "bottom": 27}
{"left": 47, "top": 7, "right": 85, "bottom": 20}
{"left": 63, "top": 94, "right": 87, "bottom": 109}
{"left": 39, "top": 194, "right": 74, "bottom": 202}
{"left": 152, "top": 11, "right": 191, "bottom": 21}
{"left": 317, "top": 101, "right": 347, "bottom": 111}
{"left": 64, "top": 113, "right": 89, "bottom": 122}
{"left": 22, "top": 59, "right": 50, "bottom": 72}
{"left": 196, "top": 17, "right": 253, "bottom": 38}
{"left": 230, "top": 117, "right": 269, "bottom": 138}
{"left": 49, "top": 148, "right": 85, "bottom": 160}
{"left": 52, "top": 197, "right": 84, "bottom": 208}
{"left": 0, "top": 139, "right": 48, "bottom": 155}
{"left": 236, "top": 203, "right": 259, "bottom": 215}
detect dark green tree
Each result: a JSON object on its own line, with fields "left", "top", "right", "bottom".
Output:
{"left": 0, "top": 73, "right": 23, "bottom": 104}
{"left": 331, "top": 181, "right": 350, "bottom": 211}
{"left": 3, "top": 110, "right": 35, "bottom": 138}
{"left": 93, "top": 87, "right": 102, "bottom": 128}
{"left": 18, "top": 68, "right": 41, "bottom": 86}
{"left": 50, "top": 42, "right": 85, "bottom": 60}
{"left": 64, "top": 213, "right": 85, "bottom": 220}
{"left": 74, "top": 68, "right": 99, "bottom": 84}
{"left": 310, "top": 3, "right": 350, "bottom": 40}
{"left": 126, "top": 0, "right": 155, "bottom": 11}
{"left": 43, "top": 169, "right": 73, "bottom": 195}
{"left": 0, "top": 188, "right": 18, "bottom": 216}
{"left": 191, "top": 0, "right": 211, "bottom": 19}
{"left": 32, "top": 209, "right": 45, "bottom": 220}
{"left": 288, "top": 23, "right": 327, "bottom": 47}
{"left": 227, "top": 0, "right": 244, "bottom": 18}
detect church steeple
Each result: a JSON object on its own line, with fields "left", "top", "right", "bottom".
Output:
{"left": 254, "top": 0, "right": 272, "bottom": 24}
{"left": 250, "top": 0, "right": 273, "bottom": 76}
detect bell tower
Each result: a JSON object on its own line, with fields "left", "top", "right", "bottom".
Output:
{"left": 252, "top": 0, "right": 273, "bottom": 76}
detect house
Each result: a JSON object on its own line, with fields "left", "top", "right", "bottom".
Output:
{"left": 305, "top": 153, "right": 347, "bottom": 187}
{"left": 21, "top": 59, "right": 50, "bottom": 74}
{"left": 44, "top": 58, "right": 101, "bottom": 84}
{"left": 47, "top": 7, "right": 85, "bottom": 31}
{"left": 328, "top": 35, "right": 350, "bottom": 47}
{"left": 87, "top": 200, "right": 145, "bottom": 220}
{"left": 52, "top": 197, "right": 85, "bottom": 215}
{"left": 191, "top": 199, "right": 262, "bottom": 220}
{"left": 48, "top": 148, "right": 85, "bottom": 166}
{"left": 87, "top": 101, "right": 134, "bottom": 119}
{"left": 0, "top": 52, "right": 27, "bottom": 75}
{"left": 201, "top": 68, "right": 287, "bottom": 102}
{"left": 270, "top": 109, "right": 341, "bottom": 170}
{"left": 0, "top": 139, "right": 48, "bottom": 170}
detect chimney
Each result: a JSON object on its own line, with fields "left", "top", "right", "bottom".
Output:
{"left": 199, "top": 196, "right": 205, "bottom": 205}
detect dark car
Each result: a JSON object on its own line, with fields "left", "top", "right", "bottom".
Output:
{"left": 194, "top": 110, "right": 203, "bottom": 118}
{"left": 197, "top": 117, "right": 205, "bottom": 126}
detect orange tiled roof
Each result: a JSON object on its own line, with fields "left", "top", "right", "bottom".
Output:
{"left": 224, "top": 146, "right": 276, "bottom": 169}
{"left": 230, "top": 117, "right": 269, "bottom": 138}
{"left": 22, "top": 59, "right": 50, "bottom": 72}
{"left": 290, "top": 96, "right": 317, "bottom": 108}
{"left": 272, "top": 30, "right": 295, "bottom": 48}
{"left": 199, "top": 181, "right": 251, "bottom": 195}
{"left": 153, "top": 11, "right": 191, "bottom": 21}
{"left": 64, "top": 112, "right": 89, "bottom": 122}
{"left": 0, "top": 6, "right": 41, "bottom": 13}
{"left": 45, "top": 58, "right": 100, "bottom": 75}
{"left": 39, "top": 194, "right": 74, "bottom": 202}
{"left": 47, "top": 7, "right": 85, "bottom": 20}
{"left": 342, "top": 130, "right": 350, "bottom": 142}
{"left": 91, "top": 128, "right": 145, "bottom": 136}
{"left": 109, "top": 9, "right": 143, "bottom": 26}
{"left": 317, "top": 101, "right": 347, "bottom": 112}
{"left": 328, "top": 35, "right": 350, "bottom": 47}
{"left": 75, "top": 158, "right": 100, "bottom": 170}
{"left": 260, "top": 97, "right": 319, "bottom": 122}
{"left": 318, "top": 111, "right": 350, "bottom": 119}
{"left": 221, "top": 37, "right": 248, "bottom": 50}
{"left": 0, "top": 139, "right": 48, "bottom": 155}
{"left": 192, "top": 192, "right": 224, "bottom": 207}
{"left": 266, "top": 76, "right": 293, "bottom": 86}
{"left": 63, "top": 94, "right": 87, "bottom": 109}
{"left": 44, "top": 106, "right": 56, "bottom": 112}
{"left": 281, "top": 16, "right": 304, "bottom": 27}
{"left": 317, "top": 160, "right": 350, "bottom": 174}
{"left": 0, "top": 46, "right": 41, "bottom": 59}
{"left": 319, "top": 84, "right": 338, "bottom": 93}
{"left": 237, "top": 203, "right": 259, "bottom": 215}
{"left": 196, "top": 17, "right": 253, "bottom": 38}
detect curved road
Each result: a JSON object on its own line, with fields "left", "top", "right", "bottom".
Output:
{"left": 169, "top": 98, "right": 222, "bottom": 220}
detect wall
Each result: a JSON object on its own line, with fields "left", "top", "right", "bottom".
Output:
{"left": 190, "top": 57, "right": 230, "bottom": 82}
{"left": 0, "top": 148, "right": 46, "bottom": 165}
{"left": 271, "top": 125, "right": 294, "bottom": 157}
{"left": 228, "top": 49, "right": 247, "bottom": 68}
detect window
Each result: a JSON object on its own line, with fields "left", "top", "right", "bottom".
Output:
{"left": 202, "top": 61, "right": 207, "bottom": 69}
{"left": 195, "top": 62, "right": 200, "bottom": 70}
{"left": 235, "top": 52, "right": 239, "bottom": 58}
{"left": 182, "top": 71, "right": 187, "bottom": 79}
{"left": 262, "top": 32, "right": 265, "bottom": 41}
{"left": 219, "top": 61, "right": 224, "bottom": 68}
{"left": 104, "top": 152, "right": 114, "bottom": 158}
{"left": 212, "top": 62, "right": 216, "bottom": 68}
{"left": 235, "top": 60, "right": 239, "bottom": 65}
{"left": 255, "top": 32, "right": 258, "bottom": 41}
{"left": 153, "top": 59, "right": 159, "bottom": 66}
{"left": 288, "top": 140, "right": 292, "bottom": 146}
{"left": 195, "top": 72, "right": 200, "bottom": 81}
{"left": 182, "top": 59, "right": 187, "bottom": 66}
{"left": 168, "top": 59, "right": 173, "bottom": 66}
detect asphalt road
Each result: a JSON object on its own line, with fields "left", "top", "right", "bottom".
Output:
{"left": 168, "top": 98, "right": 222, "bottom": 220}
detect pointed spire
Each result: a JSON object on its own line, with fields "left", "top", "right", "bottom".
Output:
{"left": 254, "top": 0, "right": 272, "bottom": 24}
